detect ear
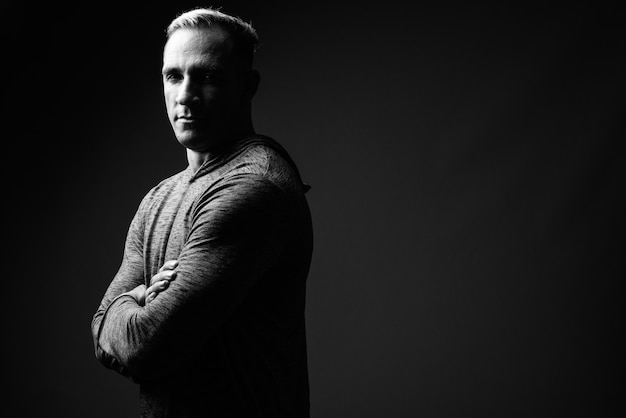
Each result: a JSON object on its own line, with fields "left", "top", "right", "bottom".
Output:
{"left": 243, "top": 69, "right": 260, "bottom": 101}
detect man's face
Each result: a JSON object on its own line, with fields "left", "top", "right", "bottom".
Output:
{"left": 162, "top": 27, "right": 246, "bottom": 152}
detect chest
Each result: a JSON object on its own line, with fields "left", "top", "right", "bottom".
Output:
{"left": 141, "top": 177, "right": 212, "bottom": 279}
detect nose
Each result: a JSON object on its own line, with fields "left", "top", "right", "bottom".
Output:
{"left": 176, "top": 77, "right": 200, "bottom": 105}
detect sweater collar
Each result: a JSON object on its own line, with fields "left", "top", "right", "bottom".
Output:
{"left": 186, "top": 134, "right": 310, "bottom": 193}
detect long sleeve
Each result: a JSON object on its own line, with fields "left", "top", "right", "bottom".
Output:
{"left": 94, "top": 173, "right": 292, "bottom": 381}
{"left": 91, "top": 200, "right": 146, "bottom": 376}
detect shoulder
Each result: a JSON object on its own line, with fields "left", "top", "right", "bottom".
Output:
{"left": 226, "top": 136, "right": 306, "bottom": 196}
{"left": 137, "top": 169, "right": 188, "bottom": 211}
{"left": 191, "top": 173, "right": 292, "bottom": 236}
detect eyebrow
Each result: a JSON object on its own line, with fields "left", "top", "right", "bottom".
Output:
{"left": 161, "top": 62, "right": 223, "bottom": 75}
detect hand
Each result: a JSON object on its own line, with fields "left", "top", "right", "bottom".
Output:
{"left": 145, "top": 260, "right": 178, "bottom": 304}
{"left": 123, "top": 284, "right": 147, "bottom": 305}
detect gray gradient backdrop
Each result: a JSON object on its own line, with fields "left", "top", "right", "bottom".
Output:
{"left": 6, "top": 1, "right": 623, "bottom": 417}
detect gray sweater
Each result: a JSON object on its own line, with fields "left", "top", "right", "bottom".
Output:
{"left": 91, "top": 135, "right": 312, "bottom": 417}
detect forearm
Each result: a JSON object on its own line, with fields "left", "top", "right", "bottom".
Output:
{"left": 94, "top": 281, "right": 216, "bottom": 381}
{"left": 91, "top": 293, "right": 141, "bottom": 379}
{"left": 92, "top": 255, "right": 145, "bottom": 375}
{"left": 96, "top": 294, "right": 148, "bottom": 374}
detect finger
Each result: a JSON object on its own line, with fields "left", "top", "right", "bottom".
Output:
{"left": 147, "top": 280, "right": 169, "bottom": 295}
{"left": 150, "top": 270, "right": 177, "bottom": 287}
{"left": 146, "top": 292, "right": 156, "bottom": 304}
{"left": 145, "top": 280, "right": 169, "bottom": 304}
{"left": 159, "top": 260, "right": 179, "bottom": 273}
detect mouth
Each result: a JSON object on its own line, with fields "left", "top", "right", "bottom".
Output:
{"left": 176, "top": 115, "right": 205, "bottom": 125}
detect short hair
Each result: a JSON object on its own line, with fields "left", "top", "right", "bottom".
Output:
{"left": 166, "top": 7, "right": 259, "bottom": 68}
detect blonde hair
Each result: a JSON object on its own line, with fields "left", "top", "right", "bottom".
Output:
{"left": 166, "top": 7, "right": 259, "bottom": 67}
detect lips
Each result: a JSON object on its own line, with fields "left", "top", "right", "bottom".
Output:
{"left": 176, "top": 115, "right": 206, "bottom": 126}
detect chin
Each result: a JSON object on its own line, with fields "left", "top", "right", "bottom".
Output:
{"left": 175, "top": 130, "right": 218, "bottom": 152}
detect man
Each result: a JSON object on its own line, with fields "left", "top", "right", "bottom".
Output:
{"left": 91, "top": 8, "right": 313, "bottom": 417}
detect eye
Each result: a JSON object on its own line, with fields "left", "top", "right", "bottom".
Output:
{"left": 199, "top": 71, "right": 223, "bottom": 85}
{"left": 163, "top": 71, "right": 182, "bottom": 82}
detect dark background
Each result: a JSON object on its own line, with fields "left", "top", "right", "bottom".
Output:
{"left": 5, "top": 1, "right": 623, "bottom": 417}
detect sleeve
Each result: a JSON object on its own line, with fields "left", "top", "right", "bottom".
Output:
{"left": 94, "top": 173, "right": 291, "bottom": 381}
{"left": 91, "top": 198, "right": 146, "bottom": 377}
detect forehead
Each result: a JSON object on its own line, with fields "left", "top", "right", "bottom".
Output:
{"left": 163, "top": 28, "right": 234, "bottom": 68}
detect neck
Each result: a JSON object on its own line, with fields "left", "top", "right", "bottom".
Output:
{"left": 186, "top": 124, "right": 255, "bottom": 173}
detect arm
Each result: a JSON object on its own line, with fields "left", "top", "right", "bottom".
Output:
{"left": 91, "top": 202, "right": 146, "bottom": 377}
{"left": 96, "top": 174, "right": 291, "bottom": 381}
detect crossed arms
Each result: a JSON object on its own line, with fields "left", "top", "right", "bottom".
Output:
{"left": 91, "top": 174, "right": 290, "bottom": 382}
